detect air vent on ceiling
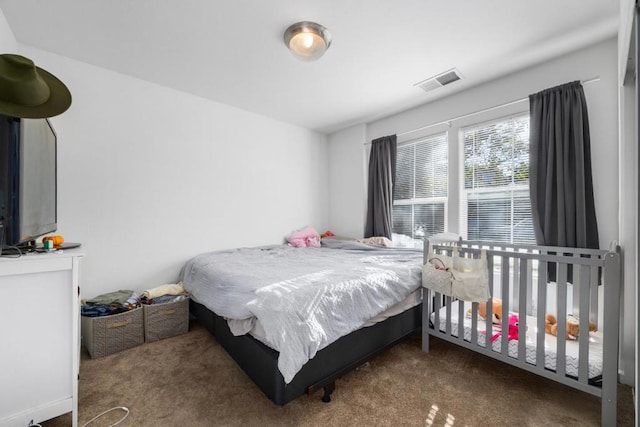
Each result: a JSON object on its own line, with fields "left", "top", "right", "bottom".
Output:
{"left": 414, "top": 68, "right": 463, "bottom": 93}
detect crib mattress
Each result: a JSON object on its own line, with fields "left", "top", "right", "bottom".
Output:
{"left": 430, "top": 300, "right": 604, "bottom": 379}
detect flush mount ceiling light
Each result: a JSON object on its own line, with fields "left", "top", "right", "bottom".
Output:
{"left": 284, "top": 21, "right": 332, "bottom": 61}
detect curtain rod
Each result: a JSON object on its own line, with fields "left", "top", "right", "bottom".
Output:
{"left": 392, "top": 76, "right": 600, "bottom": 139}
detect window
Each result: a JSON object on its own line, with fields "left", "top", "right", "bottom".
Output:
{"left": 392, "top": 133, "right": 447, "bottom": 240}
{"left": 461, "top": 114, "right": 536, "bottom": 244}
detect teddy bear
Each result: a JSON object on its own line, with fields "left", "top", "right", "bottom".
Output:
{"left": 475, "top": 298, "right": 521, "bottom": 342}
{"left": 477, "top": 297, "right": 503, "bottom": 324}
{"left": 545, "top": 314, "right": 597, "bottom": 340}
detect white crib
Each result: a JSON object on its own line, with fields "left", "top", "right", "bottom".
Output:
{"left": 421, "top": 239, "right": 621, "bottom": 427}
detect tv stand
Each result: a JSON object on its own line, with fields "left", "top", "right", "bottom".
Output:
{"left": 0, "top": 251, "right": 83, "bottom": 426}
{"left": 5, "top": 242, "right": 83, "bottom": 255}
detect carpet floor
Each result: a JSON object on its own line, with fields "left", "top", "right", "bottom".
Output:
{"left": 44, "top": 320, "right": 634, "bottom": 426}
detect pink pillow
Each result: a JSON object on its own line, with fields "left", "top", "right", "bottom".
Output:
{"left": 286, "top": 226, "right": 321, "bottom": 248}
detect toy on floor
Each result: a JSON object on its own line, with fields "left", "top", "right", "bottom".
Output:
{"left": 545, "top": 314, "right": 597, "bottom": 340}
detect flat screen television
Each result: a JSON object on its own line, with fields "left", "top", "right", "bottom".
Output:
{"left": 0, "top": 114, "right": 57, "bottom": 250}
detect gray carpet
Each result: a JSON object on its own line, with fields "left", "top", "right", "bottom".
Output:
{"left": 44, "top": 320, "right": 634, "bottom": 426}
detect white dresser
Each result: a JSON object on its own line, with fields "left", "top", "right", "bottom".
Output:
{"left": 0, "top": 251, "right": 83, "bottom": 427}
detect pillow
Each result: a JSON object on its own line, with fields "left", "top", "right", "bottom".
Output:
{"left": 286, "top": 226, "right": 321, "bottom": 248}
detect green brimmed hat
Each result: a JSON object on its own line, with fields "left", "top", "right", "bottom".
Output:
{"left": 0, "top": 54, "right": 72, "bottom": 118}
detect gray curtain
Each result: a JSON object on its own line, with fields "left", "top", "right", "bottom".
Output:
{"left": 364, "top": 135, "right": 397, "bottom": 238}
{"left": 529, "top": 81, "right": 599, "bottom": 249}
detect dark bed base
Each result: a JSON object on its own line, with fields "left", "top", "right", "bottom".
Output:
{"left": 190, "top": 299, "right": 422, "bottom": 405}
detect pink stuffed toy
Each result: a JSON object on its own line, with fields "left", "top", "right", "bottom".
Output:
{"left": 286, "top": 226, "right": 321, "bottom": 248}
{"left": 490, "top": 314, "right": 520, "bottom": 342}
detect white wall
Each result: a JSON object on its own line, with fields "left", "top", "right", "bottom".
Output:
{"left": 328, "top": 124, "right": 367, "bottom": 237}
{"left": 0, "top": 8, "right": 16, "bottom": 52}
{"left": 328, "top": 37, "right": 637, "bottom": 384}
{"left": 16, "top": 45, "right": 329, "bottom": 298}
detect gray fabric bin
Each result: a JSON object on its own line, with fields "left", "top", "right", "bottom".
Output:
{"left": 81, "top": 308, "right": 144, "bottom": 358}
{"left": 143, "top": 298, "right": 189, "bottom": 343}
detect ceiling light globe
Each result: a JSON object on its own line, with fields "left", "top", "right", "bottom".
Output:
{"left": 284, "top": 21, "right": 331, "bottom": 61}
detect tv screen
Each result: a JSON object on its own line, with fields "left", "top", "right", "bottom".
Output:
{"left": 0, "top": 115, "right": 57, "bottom": 249}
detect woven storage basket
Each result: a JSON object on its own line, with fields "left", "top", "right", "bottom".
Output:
{"left": 81, "top": 308, "right": 144, "bottom": 359}
{"left": 143, "top": 297, "right": 189, "bottom": 343}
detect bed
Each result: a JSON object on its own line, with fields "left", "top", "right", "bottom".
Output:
{"left": 180, "top": 238, "right": 424, "bottom": 405}
{"left": 422, "top": 239, "right": 621, "bottom": 427}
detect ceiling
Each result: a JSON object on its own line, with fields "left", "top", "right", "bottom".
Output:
{"left": 0, "top": 1, "right": 619, "bottom": 134}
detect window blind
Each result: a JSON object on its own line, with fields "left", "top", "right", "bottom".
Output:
{"left": 393, "top": 133, "right": 447, "bottom": 240}
{"left": 461, "top": 115, "right": 535, "bottom": 244}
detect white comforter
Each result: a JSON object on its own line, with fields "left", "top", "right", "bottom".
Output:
{"left": 180, "top": 240, "right": 423, "bottom": 383}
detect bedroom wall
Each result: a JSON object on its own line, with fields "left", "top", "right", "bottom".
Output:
{"left": 0, "top": 8, "right": 16, "bottom": 52}
{"left": 328, "top": 124, "right": 367, "bottom": 237}
{"left": 327, "top": 37, "right": 637, "bottom": 384}
{"left": 16, "top": 45, "right": 329, "bottom": 298}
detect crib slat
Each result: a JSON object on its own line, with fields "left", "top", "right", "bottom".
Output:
{"left": 469, "top": 247, "right": 479, "bottom": 347}
{"left": 556, "top": 263, "right": 568, "bottom": 378}
{"left": 486, "top": 255, "right": 495, "bottom": 345}
{"left": 458, "top": 298, "right": 465, "bottom": 343}
{"left": 423, "top": 241, "right": 431, "bottom": 351}
{"left": 501, "top": 256, "right": 510, "bottom": 356}
{"left": 434, "top": 292, "right": 441, "bottom": 334}
{"left": 471, "top": 302, "right": 478, "bottom": 346}
{"left": 572, "top": 253, "right": 581, "bottom": 315}
{"left": 513, "top": 256, "right": 520, "bottom": 312}
{"left": 536, "top": 258, "right": 548, "bottom": 371}
{"left": 578, "top": 264, "right": 590, "bottom": 384}
{"left": 445, "top": 296, "right": 452, "bottom": 336}
{"left": 589, "top": 264, "right": 598, "bottom": 329}
{"left": 526, "top": 258, "right": 534, "bottom": 315}
{"left": 518, "top": 257, "right": 527, "bottom": 359}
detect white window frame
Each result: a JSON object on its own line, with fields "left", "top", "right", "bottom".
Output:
{"left": 458, "top": 112, "right": 533, "bottom": 243}
{"left": 392, "top": 132, "right": 448, "bottom": 240}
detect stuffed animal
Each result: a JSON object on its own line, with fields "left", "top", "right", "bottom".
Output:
{"left": 545, "top": 314, "right": 597, "bottom": 340}
{"left": 478, "top": 297, "right": 503, "bottom": 324}
{"left": 490, "top": 314, "right": 520, "bottom": 342}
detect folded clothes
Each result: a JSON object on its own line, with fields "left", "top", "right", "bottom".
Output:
{"left": 86, "top": 290, "right": 134, "bottom": 306}
{"left": 149, "top": 294, "right": 188, "bottom": 305}
{"left": 142, "top": 282, "right": 186, "bottom": 300}
{"left": 81, "top": 304, "right": 128, "bottom": 317}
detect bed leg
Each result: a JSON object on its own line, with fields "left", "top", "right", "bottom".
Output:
{"left": 321, "top": 382, "right": 335, "bottom": 403}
